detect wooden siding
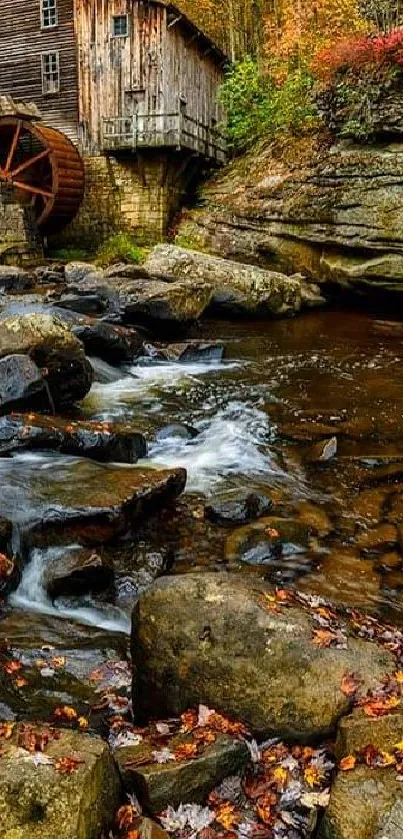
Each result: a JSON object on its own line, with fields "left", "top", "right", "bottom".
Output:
{"left": 76, "top": 0, "right": 225, "bottom": 158}
{"left": 0, "top": 0, "right": 79, "bottom": 144}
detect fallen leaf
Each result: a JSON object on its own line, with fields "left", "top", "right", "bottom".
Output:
{"left": 362, "top": 695, "right": 400, "bottom": 717}
{"left": 214, "top": 801, "right": 240, "bottom": 830}
{"left": 0, "top": 721, "right": 14, "bottom": 739}
{"left": 340, "top": 755, "right": 356, "bottom": 771}
{"left": 311, "top": 629, "right": 338, "bottom": 648}
{"left": 4, "top": 660, "right": 22, "bottom": 675}
{"left": 13, "top": 677, "right": 28, "bottom": 688}
{"left": 340, "top": 673, "right": 361, "bottom": 697}
{"left": 174, "top": 743, "right": 198, "bottom": 761}
{"left": 53, "top": 705, "right": 78, "bottom": 721}
{"left": 55, "top": 756, "right": 83, "bottom": 774}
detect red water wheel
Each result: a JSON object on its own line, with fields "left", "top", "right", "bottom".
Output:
{"left": 0, "top": 118, "right": 85, "bottom": 235}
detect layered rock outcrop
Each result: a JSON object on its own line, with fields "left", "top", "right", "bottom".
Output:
{"left": 177, "top": 134, "right": 403, "bottom": 293}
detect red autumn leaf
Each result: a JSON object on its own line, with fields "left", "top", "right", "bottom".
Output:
{"left": 361, "top": 695, "right": 400, "bottom": 717}
{"left": 117, "top": 804, "right": 139, "bottom": 830}
{"left": 3, "top": 660, "right": 22, "bottom": 675}
{"left": 256, "top": 794, "right": 277, "bottom": 826}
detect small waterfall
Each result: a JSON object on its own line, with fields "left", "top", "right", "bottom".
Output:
{"left": 11, "top": 545, "right": 130, "bottom": 634}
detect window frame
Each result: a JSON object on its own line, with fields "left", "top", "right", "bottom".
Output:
{"left": 41, "top": 51, "right": 61, "bottom": 96}
{"left": 111, "top": 14, "right": 129, "bottom": 38}
{"left": 41, "top": 0, "right": 58, "bottom": 30}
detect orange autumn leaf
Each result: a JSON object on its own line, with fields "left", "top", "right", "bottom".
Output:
{"left": 193, "top": 727, "right": 216, "bottom": 746}
{"left": 311, "top": 629, "right": 338, "bottom": 648}
{"left": 4, "top": 660, "right": 22, "bottom": 674}
{"left": 362, "top": 695, "right": 400, "bottom": 717}
{"left": 55, "top": 756, "right": 83, "bottom": 774}
{"left": 78, "top": 716, "right": 89, "bottom": 730}
{"left": 214, "top": 802, "right": 240, "bottom": 830}
{"left": 53, "top": 705, "right": 78, "bottom": 721}
{"left": 395, "top": 672, "right": 403, "bottom": 684}
{"left": 13, "top": 677, "right": 28, "bottom": 688}
{"left": 0, "top": 554, "right": 14, "bottom": 578}
{"left": 256, "top": 794, "right": 276, "bottom": 825}
{"left": 341, "top": 673, "right": 361, "bottom": 697}
{"left": 0, "top": 721, "right": 14, "bottom": 739}
{"left": 340, "top": 755, "right": 356, "bottom": 771}
{"left": 304, "top": 765, "right": 323, "bottom": 787}
{"left": 174, "top": 742, "right": 198, "bottom": 761}
{"left": 271, "top": 765, "right": 288, "bottom": 788}
{"left": 180, "top": 709, "right": 198, "bottom": 732}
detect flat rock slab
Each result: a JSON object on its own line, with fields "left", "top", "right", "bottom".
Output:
{"left": 0, "top": 413, "right": 147, "bottom": 463}
{"left": 24, "top": 463, "right": 187, "bottom": 546}
{"left": 115, "top": 733, "right": 249, "bottom": 812}
{"left": 132, "top": 573, "right": 394, "bottom": 739}
{"left": 0, "top": 724, "right": 120, "bottom": 839}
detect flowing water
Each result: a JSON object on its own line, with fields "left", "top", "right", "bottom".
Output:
{"left": 4, "top": 308, "right": 403, "bottom": 718}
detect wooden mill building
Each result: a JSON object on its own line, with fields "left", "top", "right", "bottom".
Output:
{"left": 0, "top": 0, "right": 226, "bottom": 244}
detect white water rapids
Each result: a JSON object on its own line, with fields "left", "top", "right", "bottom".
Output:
{"left": 5, "top": 353, "right": 289, "bottom": 632}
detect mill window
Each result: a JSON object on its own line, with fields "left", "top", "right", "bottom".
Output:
{"left": 112, "top": 15, "right": 129, "bottom": 37}
{"left": 41, "top": 52, "right": 60, "bottom": 95}
{"left": 41, "top": 0, "right": 58, "bottom": 28}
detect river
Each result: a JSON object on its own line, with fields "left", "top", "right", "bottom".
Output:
{"left": 2, "top": 308, "right": 403, "bottom": 719}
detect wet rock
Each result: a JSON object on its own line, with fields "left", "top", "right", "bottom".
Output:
{"left": 318, "top": 763, "right": 403, "bottom": 839}
{"left": 387, "top": 491, "right": 403, "bottom": 525}
{"left": 0, "top": 724, "right": 121, "bottom": 839}
{"left": 155, "top": 423, "right": 199, "bottom": 442}
{"left": 205, "top": 492, "right": 272, "bottom": 526}
{"left": 64, "top": 261, "right": 101, "bottom": 284}
{"left": 0, "top": 313, "right": 93, "bottom": 407}
{"left": 350, "top": 487, "right": 391, "bottom": 526}
{"left": 26, "top": 463, "right": 187, "bottom": 547}
{"left": 120, "top": 278, "right": 213, "bottom": 330}
{"left": 34, "top": 265, "right": 64, "bottom": 285}
{"left": 144, "top": 245, "right": 302, "bottom": 318}
{"left": 305, "top": 436, "right": 338, "bottom": 463}
{"left": 43, "top": 547, "right": 114, "bottom": 599}
{"left": 225, "top": 517, "right": 310, "bottom": 562}
{"left": 0, "top": 265, "right": 34, "bottom": 292}
{"left": 355, "top": 523, "right": 399, "bottom": 554}
{"left": 147, "top": 341, "right": 225, "bottom": 363}
{"left": 0, "top": 354, "right": 50, "bottom": 414}
{"left": 112, "top": 544, "right": 171, "bottom": 604}
{"left": 0, "top": 413, "right": 147, "bottom": 463}
{"left": 0, "top": 516, "right": 12, "bottom": 554}
{"left": 132, "top": 572, "right": 393, "bottom": 738}
{"left": 72, "top": 319, "right": 143, "bottom": 364}
{"left": 115, "top": 733, "right": 249, "bottom": 813}
{"left": 381, "top": 570, "right": 403, "bottom": 590}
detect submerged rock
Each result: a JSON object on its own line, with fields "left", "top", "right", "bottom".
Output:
{"left": 0, "top": 724, "right": 120, "bottom": 839}
{"left": 0, "top": 354, "right": 50, "bottom": 414}
{"left": 205, "top": 492, "right": 272, "bottom": 526}
{"left": 132, "top": 573, "right": 393, "bottom": 738}
{"left": 144, "top": 245, "right": 302, "bottom": 317}
{"left": 115, "top": 733, "right": 249, "bottom": 812}
{"left": 0, "top": 413, "right": 147, "bottom": 463}
{"left": 0, "top": 313, "right": 93, "bottom": 407}
{"left": 146, "top": 341, "right": 225, "bottom": 363}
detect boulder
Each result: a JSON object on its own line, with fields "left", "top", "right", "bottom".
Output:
{"left": 0, "top": 354, "right": 50, "bottom": 414}
{"left": 144, "top": 245, "right": 302, "bottom": 317}
{"left": 115, "top": 734, "right": 249, "bottom": 812}
{"left": 176, "top": 135, "right": 403, "bottom": 295}
{"left": 131, "top": 573, "right": 393, "bottom": 739}
{"left": 319, "top": 764, "right": 403, "bottom": 839}
{"left": 0, "top": 313, "right": 93, "bottom": 407}
{"left": 64, "top": 261, "right": 101, "bottom": 284}
{"left": 58, "top": 293, "right": 108, "bottom": 316}
{"left": 25, "top": 463, "right": 187, "bottom": 547}
{"left": 335, "top": 708, "right": 403, "bottom": 760}
{"left": 119, "top": 277, "right": 213, "bottom": 329}
{"left": 0, "top": 413, "right": 147, "bottom": 463}
{"left": 224, "top": 516, "right": 310, "bottom": 562}
{"left": 0, "top": 723, "right": 121, "bottom": 839}
{"left": 72, "top": 319, "right": 143, "bottom": 363}
{"left": 43, "top": 546, "right": 114, "bottom": 598}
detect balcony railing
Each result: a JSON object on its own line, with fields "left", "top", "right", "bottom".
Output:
{"left": 101, "top": 111, "right": 226, "bottom": 163}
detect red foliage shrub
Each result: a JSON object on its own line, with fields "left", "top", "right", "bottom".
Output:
{"left": 313, "top": 27, "right": 403, "bottom": 81}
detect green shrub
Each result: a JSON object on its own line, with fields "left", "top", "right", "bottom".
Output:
{"left": 48, "top": 246, "right": 94, "bottom": 262}
{"left": 219, "top": 57, "right": 318, "bottom": 151}
{"left": 95, "top": 233, "right": 146, "bottom": 266}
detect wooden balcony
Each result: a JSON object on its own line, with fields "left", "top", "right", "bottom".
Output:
{"left": 101, "top": 111, "right": 226, "bottom": 164}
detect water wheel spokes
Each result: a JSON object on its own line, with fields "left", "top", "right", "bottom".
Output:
{"left": 0, "top": 117, "right": 85, "bottom": 234}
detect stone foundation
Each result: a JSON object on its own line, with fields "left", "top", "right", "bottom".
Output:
{"left": 52, "top": 150, "right": 201, "bottom": 249}
{"left": 0, "top": 186, "right": 43, "bottom": 264}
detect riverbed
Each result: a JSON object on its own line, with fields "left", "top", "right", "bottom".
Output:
{"left": 2, "top": 308, "right": 403, "bottom": 720}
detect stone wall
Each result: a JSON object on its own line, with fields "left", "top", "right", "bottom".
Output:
{"left": 0, "top": 185, "right": 43, "bottom": 264}
{"left": 52, "top": 150, "right": 199, "bottom": 249}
